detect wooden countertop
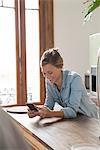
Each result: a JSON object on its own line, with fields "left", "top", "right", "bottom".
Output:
{"left": 4, "top": 106, "right": 100, "bottom": 150}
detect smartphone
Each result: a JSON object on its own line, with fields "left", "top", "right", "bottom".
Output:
{"left": 26, "top": 103, "right": 38, "bottom": 112}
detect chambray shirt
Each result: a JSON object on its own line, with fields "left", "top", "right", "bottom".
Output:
{"left": 44, "top": 70, "right": 98, "bottom": 118}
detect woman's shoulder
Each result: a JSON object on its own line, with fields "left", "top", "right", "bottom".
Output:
{"left": 62, "top": 70, "right": 82, "bottom": 86}
{"left": 63, "top": 69, "right": 80, "bottom": 78}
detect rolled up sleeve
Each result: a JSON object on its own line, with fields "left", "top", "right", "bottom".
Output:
{"left": 61, "top": 76, "right": 83, "bottom": 118}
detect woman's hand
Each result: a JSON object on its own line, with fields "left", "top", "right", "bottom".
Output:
{"left": 27, "top": 108, "right": 39, "bottom": 118}
{"left": 27, "top": 107, "right": 52, "bottom": 118}
{"left": 28, "top": 106, "right": 64, "bottom": 118}
{"left": 39, "top": 107, "right": 53, "bottom": 118}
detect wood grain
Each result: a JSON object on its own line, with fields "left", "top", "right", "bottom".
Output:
{"left": 4, "top": 107, "right": 100, "bottom": 150}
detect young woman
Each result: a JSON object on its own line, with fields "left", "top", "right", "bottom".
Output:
{"left": 28, "top": 48, "right": 98, "bottom": 119}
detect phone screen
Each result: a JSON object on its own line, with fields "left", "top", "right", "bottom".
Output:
{"left": 26, "top": 103, "right": 38, "bottom": 111}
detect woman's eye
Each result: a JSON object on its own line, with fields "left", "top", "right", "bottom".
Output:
{"left": 48, "top": 72, "right": 52, "bottom": 75}
{"left": 43, "top": 72, "right": 46, "bottom": 76}
{"left": 42, "top": 71, "right": 53, "bottom": 77}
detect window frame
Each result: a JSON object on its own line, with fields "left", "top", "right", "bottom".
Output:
{"left": 15, "top": 0, "right": 27, "bottom": 105}
{"left": 3, "top": 0, "right": 54, "bottom": 106}
{"left": 39, "top": 0, "right": 54, "bottom": 104}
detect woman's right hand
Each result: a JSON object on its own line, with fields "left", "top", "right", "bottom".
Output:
{"left": 27, "top": 108, "right": 39, "bottom": 118}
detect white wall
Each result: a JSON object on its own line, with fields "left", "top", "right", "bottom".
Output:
{"left": 89, "top": 33, "right": 100, "bottom": 66}
{"left": 54, "top": 0, "right": 100, "bottom": 79}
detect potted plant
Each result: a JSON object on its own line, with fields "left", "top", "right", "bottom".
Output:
{"left": 84, "top": 0, "right": 100, "bottom": 20}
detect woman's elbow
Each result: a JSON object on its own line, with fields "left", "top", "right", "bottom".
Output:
{"left": 63, "top": 110, "right": 77, "bottom": 118}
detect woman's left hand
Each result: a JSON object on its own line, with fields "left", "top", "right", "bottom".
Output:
{"left": 39, "top": 107, "right": 53, "bottom": 118}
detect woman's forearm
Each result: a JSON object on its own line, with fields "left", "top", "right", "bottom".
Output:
{"left": 50, "top": 110, "right": 64, "bottom": 118}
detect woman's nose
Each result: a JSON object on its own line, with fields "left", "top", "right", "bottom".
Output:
{"left": 46, "top": 74, "right": 52, "bottom": 80}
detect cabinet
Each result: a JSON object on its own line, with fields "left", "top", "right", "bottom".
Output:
{"left": 17, "top": 124, "right": 48, "bottom": 150}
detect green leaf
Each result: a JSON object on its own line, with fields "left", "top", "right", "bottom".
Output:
{"left": 84, "top": 0, "right": 100, "bottom": 19}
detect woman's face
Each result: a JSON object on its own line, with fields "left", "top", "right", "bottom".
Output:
{"left": 41, "top": 64, "right": 62, "bottom": 85}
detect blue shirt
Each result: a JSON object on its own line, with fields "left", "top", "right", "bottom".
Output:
{"left": 44, "top": 70, "right": 98, "bottom": 118}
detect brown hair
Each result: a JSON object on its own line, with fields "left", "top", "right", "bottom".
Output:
{"left": 40, "top": 48, "right": 63, "bottom": 68}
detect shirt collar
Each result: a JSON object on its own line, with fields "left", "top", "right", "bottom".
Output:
{"left": 62, "top": 70, "right": 67, "bottom": 89}
{"left": 53, "top": 70, "right": 68, "bottom": 89}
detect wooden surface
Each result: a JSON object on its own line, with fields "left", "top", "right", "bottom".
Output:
{"left": 4, "top": 106, "right": 100, "bottom": 150}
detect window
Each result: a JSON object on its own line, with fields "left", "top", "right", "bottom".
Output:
{"left": 25, "top": 0, "right": 40, "bottom": 102}
{"left": 0, "top": 0, "right": 54, "bottom": 106}
{"left": 0, "top": 0, "right": 16, "bottom": 105}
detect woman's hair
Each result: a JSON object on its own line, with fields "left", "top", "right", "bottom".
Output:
{"left": 40, "top": 48, "right": 63, "bottom": 68}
